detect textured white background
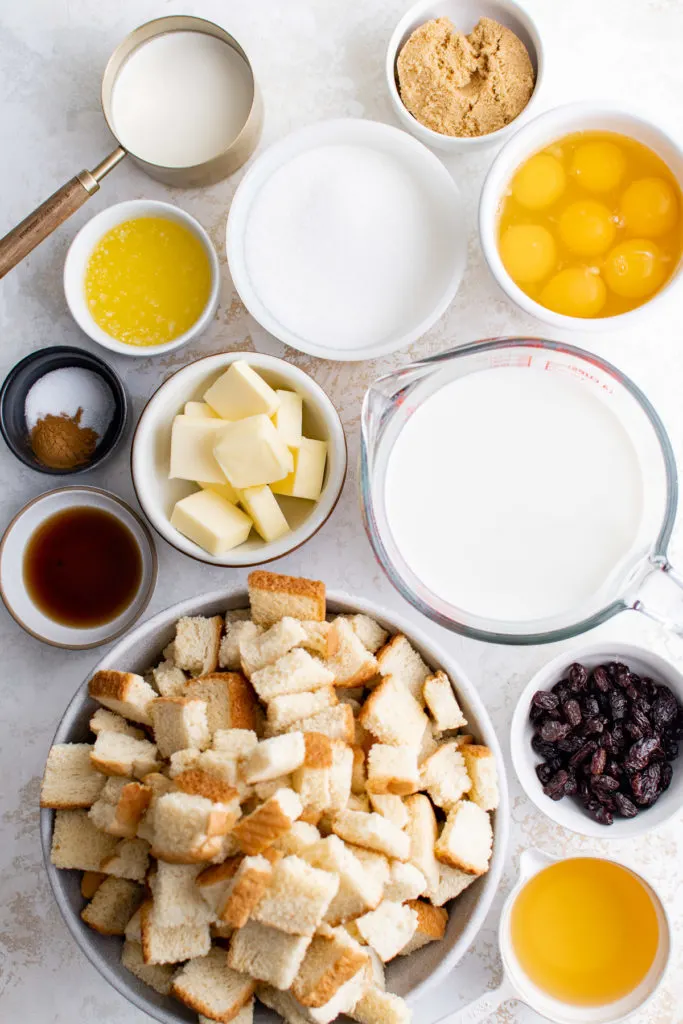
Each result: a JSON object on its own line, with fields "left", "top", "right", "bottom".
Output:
{"left": 2, "top": 0, "right": 683, "bottom": 1021}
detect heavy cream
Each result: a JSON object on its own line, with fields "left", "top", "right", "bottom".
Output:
{"left": 384, "top": 367, "right": 644, "bottom": 623}
{"left": 111, "top": 31, "right": 253, "bottom": 167}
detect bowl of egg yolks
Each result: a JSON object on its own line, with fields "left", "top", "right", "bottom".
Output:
{"left": 479, "top": 102, "right": 683, "bottom": 328}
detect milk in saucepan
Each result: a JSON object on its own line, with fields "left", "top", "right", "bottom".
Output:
{"left": 384, "top": 367, "right": 644, "bottom": 623}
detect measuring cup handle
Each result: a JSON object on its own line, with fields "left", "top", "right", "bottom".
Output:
{"left": 632, "top": 557, "right": 683, "bottom": 637}
{"left": 0, "top": 147, "right": 125, "bottom": 279}
{"left": 430, "top": 979, "right": 517, "bottom": 1024}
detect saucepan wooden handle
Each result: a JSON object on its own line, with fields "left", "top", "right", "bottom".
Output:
{"left": 0, "top": 171, "right": 100, "bottom": 280}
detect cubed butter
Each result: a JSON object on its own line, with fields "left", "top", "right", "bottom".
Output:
{"left": 184, "top": 401, "right": 219, "bottom": 419}
{"left": 197, "top": 479, "right": 239, "bottom": 504}
{"left": 213, "top": 414, "right": 294, "bottom": 490}
{"left": 237, "top": 485, "right": 291, "bottom": 542}
{"left": 272, "top": 390, "right": 303, "bottom": 445}
{"left": 169, "top": 416, "right": 228, "bottom": 484}
{"left": 203, "top": 360, "right": 280, "bottom": 420}
{"left": 271, "top": 438, "right": 328, "bottom": 500}
{"left": 170, "top": 489, "right": 253, "bottom": 555}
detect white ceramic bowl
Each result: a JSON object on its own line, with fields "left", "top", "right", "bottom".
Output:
{"left": 511, "top": 641, "right": 683, "bottom": 839}
{"left": 64, "top": 199, "right": 220, "bottom": 357}
{"left": 479, "top": 102, "right": 683, "bottom": 330}
{"left": 226, "top": 118, "right": 466, "bottom": 361}
{"left": 131, "top": 352, "right": 347, "bottom": 567}
{"left": 40, "top": 587, "right": 508, "bottom": 1023}
{"left": 386, "top": 0, "right": 544, "bottom": 152}
{"left": 0, "top": 486, "right": 157, "bottom": 648}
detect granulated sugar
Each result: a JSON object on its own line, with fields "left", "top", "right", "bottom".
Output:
{"left": 243, "top": 143, "right": 452, "bottom": 352}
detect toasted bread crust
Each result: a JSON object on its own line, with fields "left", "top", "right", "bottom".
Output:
{"left": 117, "top": 782, "right": 152, "bottom": 829}
{"left": 303, "top": 732, "right": 334, "bottom": 769}
{"left": 248, "top": 571, "right": 326, "bottom": 623}
{"left": 228, "top": 674, "right": 259, "bottom": 731}
{"left": 232, "top": 798, "right": 294, "bottom": 854}
{"left": 293, "top": 942, "right": 369, "bottom": 1008}
{"left": 406, "top": 899, "right": 448, "bottom": 939}
{"left": 197, "top": 856, "right": 244, "bottom": 888}
{"left": 174, "top": 769, "right": 239, "bottom": 805}
{"left": 80, "top": 870, "right": 107, "bottom": 899}
{"left": 220, "top": 863, "right": 273, "bottom": 928}
{"left": 89, "top": 670, "right": 137, "bottom": 702}
{"left": 171, "top": 977, "right": 256, "bottom": 1023}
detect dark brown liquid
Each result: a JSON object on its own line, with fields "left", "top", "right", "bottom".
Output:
{"left": 24, "top": 506, "right": 142, "bottom": 628}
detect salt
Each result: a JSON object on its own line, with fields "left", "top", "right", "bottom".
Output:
{"left": 243, "top": 143, "right": 453, "bottom": 353}
{"left": 25, "top": 367, "right": 115, "bottom": 443}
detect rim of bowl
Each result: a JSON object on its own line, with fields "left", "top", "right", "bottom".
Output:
{"left": 511, "top": 640, "right": 683, "bottom": 838}
{"left": 225, "top": 117, "right": 467, "bottom": 361}
{"left": 130, "top": 351, "right": 348, "bottom": 567}
{"left": 385, "top": 0, "right": 545, "bottom": 151}
{"left": 63, "top": 199, "right": 220, "bottom": 357}
{"left": 479, "top": 101, "right": 683, "bottom": 330}
{"left": 0, "top": 344, "right": 128, "bottom": 475}
{"left": 0, "top": 485, "right": 158, "bottom": 649}
{"left": 40, "top": 585, "right": 509, "bottom": 1017}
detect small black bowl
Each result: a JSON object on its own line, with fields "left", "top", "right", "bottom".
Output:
{"left": 0, "top": 346, "right": 127, "bottom": 475}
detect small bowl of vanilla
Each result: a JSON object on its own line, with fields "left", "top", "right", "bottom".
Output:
{"left": 64, "top": 199, "right": 220, "bottom": 357}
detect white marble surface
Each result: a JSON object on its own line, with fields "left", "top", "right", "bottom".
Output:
{"left": 2, "top": 0, "right": 683, "bottom": 1021}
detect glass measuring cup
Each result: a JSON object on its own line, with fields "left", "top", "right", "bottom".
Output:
{"left": 360, "top": 337, "right": 681, "bottom": 645}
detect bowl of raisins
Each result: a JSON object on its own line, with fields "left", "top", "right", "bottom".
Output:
{"left": 511, "top": 643, "right": 683, "bottom": 837}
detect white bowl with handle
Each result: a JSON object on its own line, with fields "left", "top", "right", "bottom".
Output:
{"left": 40, "top": 586, "right": 508, "bottom": 1023}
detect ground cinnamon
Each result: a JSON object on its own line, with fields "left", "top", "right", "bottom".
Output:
{"left": 30, "top": 408, "right": 98, "bottom": 469}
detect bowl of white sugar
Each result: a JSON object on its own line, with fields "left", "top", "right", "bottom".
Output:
{"left": 226, "top": 118, "right": 466, "bottom": 361}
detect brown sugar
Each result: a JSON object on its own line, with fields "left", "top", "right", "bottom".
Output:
{"left": 397, "top": 17, "right": 535, "bottom": 138}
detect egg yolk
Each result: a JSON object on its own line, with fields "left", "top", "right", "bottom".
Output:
{"left": 570, "top": 141, "right": 626, "bottom": 193}
{"left": 621, "top": 177, "right": 679, "bottom": 237}
{"left": 540, "top": 268, "right": 607, "bottom": 318}
{"left": 603, "top": 238, "right": 667, "bottom": 298}
{"left": 500, "top": 225, "right": 557, "bottom": 284}
{"left": 558, "top": 200, "right": 616, "bottom": 256}
{"left": 511, "top": 154, "right": 566, "bottom": 210}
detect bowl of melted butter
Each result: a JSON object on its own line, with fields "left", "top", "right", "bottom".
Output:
{"left": 64, "top": 199, "right": 219, "bottom": 357}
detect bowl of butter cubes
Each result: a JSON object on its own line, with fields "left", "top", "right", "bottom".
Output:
{"left": 131, "top": 354, "right": 347, "bottom": 566}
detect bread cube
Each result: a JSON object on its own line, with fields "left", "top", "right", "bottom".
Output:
{"left": 88, "top": 778, "right": 151, "bottom": 837}
{"left": 88, "top": 670, "right": 157, "bottom": 726}
{"left": 185, "top": 672, "right": 258, "bottom": 735}
{"left": 150, "top": 659, "right": 187, "bottom": 698}
{"left": 422, "top": 671, "right": 467, "bottom": 733}
{"left": 347, "top": 614, "right": 388, "bottom": 655}
{"left": 325, "top": 617, "right": 378, "bottom": 687}
{"left": 151, "top": 792, "right": 236, "bottom": 864}
{"left": 243, "top": 733, "right": 306, "bottom": 784}
{"left": 384, "top": 861, "right": 427, "bottom": 903}
{"left": 251, "top": 648, "right": 335, "bottom": 701}
{"left": 291, "top": 929, "right": 369, "bottom": 1012}
{"left": 303, "top": 836, "right": 383, "bottom": 926}
{"left": 219, "top": 620, "right": 262, "bottom": 671}
{"left": 332, "top": 810, "right": 409, "bottom": 861}
{"left": 248, "top": 571, "right": 326, "bottom": 628}
{"left": 420, "top": 742, "right": 472, "bottom": 811}
{"left": 90, "top": 732, "right": 161, "bottom": 780}
{"left": 41, "top": 743, "right": 106, "bottom": 809}
{"left": 267, "top": 687, "right": 337, "bottom": 734}
{"left": 240, "top": 617, "right": 307, "bottom": 677}
{"left": 293, "top": 704, "right": 355, "bottom": 744}
{"left": 140, "top": 899, "right": 211, "bottom": 965}
{"left": 173, "top": 615, "right": 223, "bottom": 677}
{"left": 227, "top": 919, "right": 311, "bottom": 989}
{"left": 81, "top": 876, "right": 143, "bottom": 936}
{"left": 367, "top": 793, "right": 408, "bottom": 830}
{"left": 435, "top": 801, "right": 493, "bottom": 876}
{"left": 121, "top": 939, "right": 175, "bottom": 995}
{"left": 404, "top": 794, "right": 439, "bottom": 893}
{"left": 232, "top": 788, "right": 302, "bottom": 855}
{"left": 399, "top": 900, "right": 448, "bottom": 956}
{"left": 376, "top": 635, "right": 431, "bottom": 704}
{"left": 354, "top": 901, "right": 418, "bottom": 962}
{"left": 100, "top": 837, "right": 150, "bottom": 881}
{"left": 428, "top": 861, "right": 477, "bottom": 906}
{"left": 89, "top": 708, "right": 146, "bottom": 740}
{"left": 150, "top": 697, "right": 211, "bottom": 758}
{"left": 213, "top": 728, "right": 259, "bottom": 759}
{"left": 366, "top": 744, "right": 419, "bottom": 796}
{"left": 172, "top": 946, "right": 256, "bottom": 1021}
{"left": 462, "top": 745, "right": 500, "bottom": 811}
{"left": 359, "top": 678, "right": 428, "bottom": 748}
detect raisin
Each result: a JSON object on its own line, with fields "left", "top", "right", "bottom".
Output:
{"left": 531, "top": 735, "right": 557, "bottom": 760}
{"left": 543, "top": 770, "right": 569, "bottom": 801}
{"left": 652, "top": 688, "right": 679, "bottom": 729}
{"left": 661, "top": 762, "right": 674, "bottom": 791}
{"left": 592, "top": 666, "right": 611, "bottom": 692}
{"left": 590, "top": 747, "right": 607, "bottom": 775}
{"left": 552, "top": 681, "right": 572, "bottom": 704}
{"left": 614, "top": 791, "right": 639, "bottom": 818}
{"left": 608, "top": 690, "right": 628, "bottom": 721}
{"left": 535, "top": 762, "right": 553, "bottom": 786}
{"left": 539, "top": 720, "right": 571, "bottom": 743}
{"left": 605, "top": 759, "right": 623, "bottom": 780}
{"left": 582, "top": 717, "right": 604, "bottom": 736}
{"left": 663, "top": 738, "right": 679, "bottom": 760}
{"left": 624, "top": 736, "right": 663, "bottom": 772}
{"left": 562, "top": 699, "right": 582, "bottom": 728}
{"left": 600, "top": 731, "right": 618, "bottom": 755}
{"left": 583, "top": 799, "right": 614, "bottom": 825}
{"left": 611, "top": 723, "right": 626, "bottom": 748}
{"left": 582, "top": 695, "right": 600, "bottom": 718}
{"left": 631, "top": 764, "right": 662, "bottom": 806}
{"left": 592, "top": 774, "right": 619, "bottom": 796}
{"left": 557, "top": 733, "right": 583, "bottom": 755}
{"left": 630, "top": 707, "right": 653, "bottom": 737}
{"left": 531, "top": 690, "right": 560, "bottom": 713}
{"left": 569, "top": 740, "right": 598, "bottom": 768}
{"left": 632, "top": 695, "right": 652, "bottom": 715}
{"left": 568, "top": 663, "right": 588, "bottom": 692}
{"left": 563, "top": 769, "right": 578, "bottom": 796}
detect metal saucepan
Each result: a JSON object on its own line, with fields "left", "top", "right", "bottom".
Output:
{"left": 0, "top": 15, "right": 262, "bottom": 279}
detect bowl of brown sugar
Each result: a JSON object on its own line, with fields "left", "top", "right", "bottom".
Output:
{"left": 0, "top": 345, "right": 127, "bottom": 474}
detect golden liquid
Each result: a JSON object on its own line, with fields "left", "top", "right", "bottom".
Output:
{"left": 498, "top": 131, "right": 683, "bottom": 317}
{"left": 510, "top": 858, "right": 660, "bottom": 1006}
{"left": 85, "top": 216, "right": 212, "bottom": 346}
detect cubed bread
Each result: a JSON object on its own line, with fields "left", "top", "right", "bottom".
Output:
{"left": 50, "top": 810, "right": 119, "bottom": 870}
{"left": 232, "top": 788, "right": 302, "bottom": 855}
{"left": 185, "top": 672, "right": 258, "bottom": 735}
{"left": 384, "top": 861, "right": 427, "bottom": 903}
{"left": 149, "top": 861, "right": 214, "bottom": 928}
{"left": 376, "top": 635, "right": 430, "bottom": 704}
{"left": 271, "top": 821, "right": 321, "bottom": 857}
{"left": 293, "top": 704, "right": 355, "bottom": 745}
{"left": 216, "top": 854, "right": 274, "bottom": 928}
{"left": 152, "top": 791, "right": 237, "bottom": 864}
{"left": 240, "top": 617, "right": 307, "bottom": 677}
{"left": 367, "top": 793, "right": 408, "bottom": 830}
{"left": 151, "top": 659, "right": 188, "bottom": 698}
{"left": 89, "top": 708, "right": 146, "bottom": 740}
{"left": 90, "top": 732, "right": 161, "bottom": 779}
{"left": 299, "top": 621, "right": 332, "bottom": 656}
{"left": 254, "top": 775, "right": 293, "bottom": 802}
{"left": 227, "top": 919, "right": 312, "bottom": 989}
{"left": 420, "top": 742, "right": 472, "bottom": 811}
{"left": 89, "top": 670, "right": 157, "bottom": 726}
{"left": 354, "top": 901, "right": 418, "bottom": 962}
{"left": 399, "top": 900, "right": 448, "bottom": 955}
{"left": 173, "top": 615, "right": 224, "bottom": 677}
{"left": 347, "top": 793, "right": 370, "bottom": 813}
{"left": 347, "top": 615, "right": 389, "bottom": 655}
{"left": 347, "top": 846, "right": 391, "bottom": 892}
{"left": 366, "top": 744, "right": 419, "bottom": 796}
{"left": 266, "top": 687, "right": 337, "bottom": 734}
{"left": 428, "top": 862, "right": 477, "bottom": 906}
{"left": 213, "top": 728, "right": 259, "bottom": 759}
{"left": 100, "top": 838, "right": 150, "bottom": 881}
{"left": 150, "top": 697, "right": 211, "bottom": 758}
{"left": 173, "top": 768, "right": 240, "bottom": 807}
{"left": 125, "top": 905, "right": 143, "bottom": 942}
{"left": 422, "top": 671, "right": 467, "bottom": 733}
{"left": 196, "top": 856, "right": 243, "bottom": 914}
{"left": 220, "top": 620, "right": 263, "bottom": 671}
{"left": 121, "top": 939, "right": 175, "bottom": 995}
{"left": 81, "top": 876, "right": 143, "bottom": 935}
{"left": 41, "top": 743, "right": 106, "bottom": 809}
{"left": 359, "top": 679, "right": 428, "bottom": 747}
{"left": 243, "top": 733, "right": 306, "bottom": 784}
{"left": 327, "top": 741, "right": 353, "bottom": 813}
{"left": 461, "top": 745, "right": 500, "bottom": 811}
{"left": 88, "top": 778, "right": 152, "bottom": 837}
{"left": 332, "top": 810, "right": 410, "bottom": 861}
{"left": 252, "top": 855, "right": 339, "bottom": 936}
{"left": 141, "top": 899, "right": 211, "bottom": 965}
{"left": 81, "top": 870, "right": 107, "bottom": 899}
{"left": 435, "top": 801, "right": 493, "bottom": 876}
{"left": 351, "top": 747, "right": 366, "bottom": 796}
{"left": 257, "top": 986, "right": 311, "bottom": 1024}
{"left": 350, "top": 988, "right": 412, "bottom": 1024}
{"left": 172, "top": 946, "right": 256, "bottom": 1021}
{"left": 325, "top": 618, "right": 378, "bottom": 687}
{"left": 303, "top": 836, "right": 383, "bottom": 926}
{"left": 291, "top": 929, "right": 369, "bottom": 1009}
{"left": 404, "top": 794, "right": 439, "bottom": 893}
{"left": 292, "top": 732, "right": 333, "bottom": 814}
{"left": 251, "top": 649, "right": 335, "bottom": 701}
{"left": 248, "top": 571, "right": 326, "bottom": 628}
{"left": 418, "top": 723, "right": 440, "bottom": 765}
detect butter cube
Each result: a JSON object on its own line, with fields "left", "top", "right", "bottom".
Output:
{"left": 197, "top": 479, "right": 239, "bottom": 505}
{"left": 272, "top": 390, "right": 303, "bottom": 445}
{"left": 272, "top": 438, "right": 328, "bottom": 501}
{"left": 169, "top": 416, "right": 228, "bottom": 484}
{"left": 203, "top": 360, "right": 280, "bottom": 420}
{"left": 238, "top": 485, "right": 291, "bottom": 542}
{"left": 184, "top": 401, "right": 219, "bottom": 419}
{"left": 213, "top": 414, "right": 294, "bottom": 490}
{"left": 171, "top": 489, "right": 253, "bottom": 555}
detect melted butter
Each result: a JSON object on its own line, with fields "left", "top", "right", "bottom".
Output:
{"left": 85, "top": 216, "right": 212, "bottom": 346}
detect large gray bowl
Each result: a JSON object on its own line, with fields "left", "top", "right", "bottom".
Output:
{"left": 40, "top": 588, "right": 509, "bottom": 1023}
